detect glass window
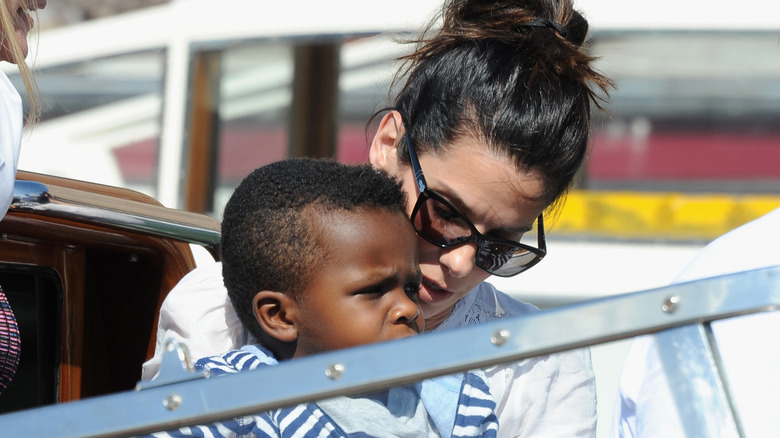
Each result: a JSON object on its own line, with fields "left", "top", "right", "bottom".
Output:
{"left": 12, "top": 50, "right": 165, "bottom": 197}
{"left": 213, "top": 43, "right": 294, "bottom": 218}
{"left": 336, "top": 35, "right": 407, "bottom": 165}
{"left": 587, "top": 31, "right": 780, "bottom": 193}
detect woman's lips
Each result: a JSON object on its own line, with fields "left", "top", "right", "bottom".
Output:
{"left": 419, "top": 279, "right": 454, "bottom": 304}
{"left": 16, "top": 0, "right": 47, "bottom": 30}
{"left": 15, "top": 8, "right": 33, "bottom": 32}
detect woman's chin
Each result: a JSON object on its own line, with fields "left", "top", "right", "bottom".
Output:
{"left": 14, "top": 30, "right": 30, "bottom": 59}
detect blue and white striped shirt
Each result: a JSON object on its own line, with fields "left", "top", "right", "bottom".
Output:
{"left": 143, "top": 345, "right": 498, "bottom": 438}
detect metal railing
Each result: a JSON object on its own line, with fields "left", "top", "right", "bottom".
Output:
{"left": 0, "top": 266, "right": 778, "bottom": 436}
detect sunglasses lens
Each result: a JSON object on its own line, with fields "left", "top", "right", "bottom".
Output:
{"left": 476, "top": 242, "right": 540, "bottom": 277}
{"left": 412, "top": 195, "right": 471, "bottom": 246}
{"left": 412, "top": 194, "right": 543, "bottom": 277}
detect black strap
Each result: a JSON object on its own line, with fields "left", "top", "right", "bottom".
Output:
{"left": 523, "top": 17, "right": 568, "bottom": 38}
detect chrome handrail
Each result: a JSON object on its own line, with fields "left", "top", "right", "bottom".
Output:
{"left": 9, "top": 180, "right": 221, "bottom": 255}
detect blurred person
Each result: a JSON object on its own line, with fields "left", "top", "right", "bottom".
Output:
{"left": 613, "top": 207, "right": 780, "bottom": 438}
{"left": 144, "top": 0, "right": 613, "bottom": 436}
{"left": 0, "top": 0, "right": 47, "bottom": 396}
{"left": 1, "top": 0, "right": 45, "bottom": 218}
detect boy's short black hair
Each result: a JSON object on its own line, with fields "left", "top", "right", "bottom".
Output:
{"left": 221, "top": 157, "right": 408, "bottom": 340}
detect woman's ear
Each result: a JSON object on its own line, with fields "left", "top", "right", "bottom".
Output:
{"left": 369, "top": 110, "right": 404, "bottom": 172}
{"left": 252, "top": 291, "right": 298, "bottom": 343}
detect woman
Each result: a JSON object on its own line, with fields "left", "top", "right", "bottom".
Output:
{"left": 1, "top": 0, "right": 44, "bottom": 217}
{"left": 0, "top": 0, "right": 47, "bottom": 395}
{"left": 144, "top": 0, "right": 612, "bottom": 435}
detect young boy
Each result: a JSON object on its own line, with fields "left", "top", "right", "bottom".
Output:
{"left": 148, "top": 158, "right": 497, "bottom": 437}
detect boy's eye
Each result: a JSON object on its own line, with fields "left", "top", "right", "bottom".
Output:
{"left": 404, "top": 283, "right": 421, "bottom": 302}
{"left": 356, "top": 285, "right": 385, "bottom": 297}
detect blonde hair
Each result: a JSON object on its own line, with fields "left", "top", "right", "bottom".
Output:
{"left": 0, "top": 2, "right": 40, "bottom": 125}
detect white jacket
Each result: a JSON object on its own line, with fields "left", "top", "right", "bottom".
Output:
{"left": 0, "top": 70, "right": 22, "bottom": 220}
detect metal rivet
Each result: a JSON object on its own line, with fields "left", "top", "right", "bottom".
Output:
{"left": 163, "top": 394, "right": 182, "bottom": 411}
{"left": 325, "top": 363, "right": 345, "bottom": 380}
{"left": 662, "top": 296, "right": 680, "bottom": 313}
{"left": 491, "top": 329, "right": 510, "bottom": 346}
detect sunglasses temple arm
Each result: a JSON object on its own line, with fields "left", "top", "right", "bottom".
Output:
{"left": 537, "top": 214, "right": 547, "bottom": 253}
{"left": 402, "top": 128, "right": 427, "bottom": 194}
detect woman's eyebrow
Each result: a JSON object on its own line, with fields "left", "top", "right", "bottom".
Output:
{"left": 430, "top": 180, "right": 475, "bottom": 215}
{"left": 431, "top": 181, "right": 534, "bottom": 234}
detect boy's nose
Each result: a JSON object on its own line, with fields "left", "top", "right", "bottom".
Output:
{"left": 392, "top": 293, "right": 422, "bottom": 332}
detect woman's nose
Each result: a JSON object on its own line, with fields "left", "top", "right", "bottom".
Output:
{"left": 439, "top": 244, "right": 477, "bottom": 278}
{"left": 28, "top": 0, "right": 47, "bottom": 10}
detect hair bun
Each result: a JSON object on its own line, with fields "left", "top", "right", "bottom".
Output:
{"left": 397, "top": 0, "right": 613, "bottom": 113}
{"left": 437, "top": 0, "right": 589, "bottom": 48}
{"left": 562, "top": 8, "right": 588, "bottom": 47}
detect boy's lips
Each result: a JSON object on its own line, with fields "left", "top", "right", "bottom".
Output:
{"left": 419, "top": 278, "right": 454, "bottom": 304}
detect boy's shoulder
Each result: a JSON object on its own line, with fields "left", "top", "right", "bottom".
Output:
{"left": 195, "top": 344, "right": 278, "bottom": 376}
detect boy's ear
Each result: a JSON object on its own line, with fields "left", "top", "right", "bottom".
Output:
{"left": 369, "top": 110, "right": 404, "bottom": 172}
{"left": 252, "top": 291, "right": 298, "bottom": 343}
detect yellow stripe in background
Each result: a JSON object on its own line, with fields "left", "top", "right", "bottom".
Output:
{"left": 551, "top": 191, "right": 780, "bottom": 241}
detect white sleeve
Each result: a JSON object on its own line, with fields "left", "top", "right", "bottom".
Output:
{"left": 613, "top": 208, "right": 780, "bottom": 437}
{"left": 0, "top": 71, "right": 23, "bottom": 221}
{"left": 141, "top": 261, "right": 250, "bottom": 380}
{"left": 673, "top": 207, "right": 780, "bottom": 283}
{"left": 611, "top": 335, "right": 685, "bottom": 438}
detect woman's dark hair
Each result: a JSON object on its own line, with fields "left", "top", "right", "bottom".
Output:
{"left": 221, "top": 158, "right": 407, "bottom": 340}
{"left": 382, "top": 0, "right": 613, "bottom": 208}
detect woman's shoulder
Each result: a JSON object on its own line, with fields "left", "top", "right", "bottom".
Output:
{"left": 444, "top": 282, "right": 540, "bottom": 329}
{"left": 471, "top": 281, "right": 540, "bottom": 316}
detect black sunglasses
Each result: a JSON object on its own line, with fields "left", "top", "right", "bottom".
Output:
{"left": 403, "top": 128, "right": 546, "bottom": 277}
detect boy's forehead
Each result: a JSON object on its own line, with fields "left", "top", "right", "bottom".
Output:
{"left": 313, "top": 206, "right": 406, "bottom": 227}
{"left": 312, "top": 208, "right": 414, "bottom": 251}
{"left": 302, "top": 208, "right": 417, "bottom": 285}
